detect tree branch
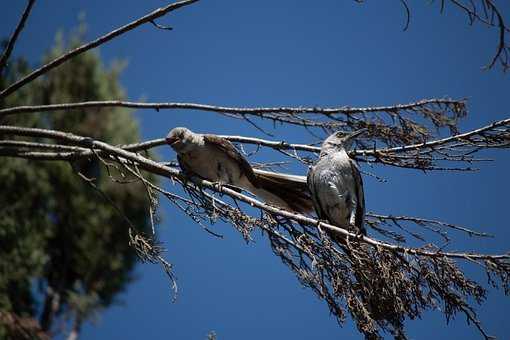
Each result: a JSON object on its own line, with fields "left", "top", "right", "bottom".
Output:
{"left": 446, "top": 0, "right": 510, "bottom": 70}
{"left": 357, "top": 116, "right": 510, "bottom": 169}
{"left": 0, "top": 97, "right": 469, "bottom": 148}
{"left": 1, "top": 115, "right": 508, "bottom": 171}
{"left": 366, "top": 212, "right": 492, "bottom": 243}
{"left": 0, "top": 0, "right": 36, "bottom": 75}
{"left": 383, "top": 0, "right": 510, "bottom": 71}
{"left": 0, "top": 98, "right": 465, "bottom": 117}
{"left": 0, "top": 98, "right": 467, "bottom": 146}
{"left": 0, "top": 124, "right": 507, "bottom": 262}
{"left": 0, "top": 0, "right": 199, "bottom": 99}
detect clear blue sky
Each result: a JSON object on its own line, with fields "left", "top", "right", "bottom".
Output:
{"left": 2, "top": 1, "right": 510, "bottom": 339}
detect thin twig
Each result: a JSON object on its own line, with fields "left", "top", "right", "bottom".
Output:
{"left": 0, "top": 0, "right": 36, "bottom": 75}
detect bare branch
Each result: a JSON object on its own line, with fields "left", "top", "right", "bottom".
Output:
{"left": 366, "top": 212, "right": 493, "bottom": 243}
{"left": 0, "top": 97, "right": 463, "bottom": 117}
{"left": 1, "top": 115, "right": 508, "bottom": 172}
{"left": 375, "top": 0, "right": 510, "bottom": 71}
{"left": 0, "top": 0, "right": 199, "bottom": 99}
{"left": 0, "top": 138, "right": 494, "bottom": 242}
{"left": 0, "top": 124, "right": 507, "bottom": 262}
{"left": 150, "top": 20, "right": 173, "bottom": 31}
{"left": 0, "top": 98, "right": 467, "bottom": 147}
{"left": 356, "top": 116, "right": 510, "bottom": 169}
{"left": 399, "top": 0, "right": 411, "bottom": 31}
{"left": 0, "top": 140, "right": 88, "bottom": 152}
{"left": 0, "top": 0, "right": 36, "bottom": 75}
{"left": 121, "top": 117, "right": 510, "bottom": 171}
{"left": 446, "top": 0, "right": 510, "bottom": 71}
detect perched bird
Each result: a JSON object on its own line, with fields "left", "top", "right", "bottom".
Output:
{"left": 309, "top": 130, "right": 405, "bottom": 326}
{"left": 307, "top": 129, "right": 366, "bottom": 236}
{"left": 166, "top": 127, "right": 313, "bottom": 213}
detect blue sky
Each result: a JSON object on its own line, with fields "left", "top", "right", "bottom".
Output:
{"left": 2, "top": 1, "right": 510, "bottom": 339}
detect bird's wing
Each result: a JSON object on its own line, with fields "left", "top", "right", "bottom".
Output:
{"left": 177, "top": 154, "right": 194, "bottom": 176}
{"left": 307, "top": 163, "right": 329, "bottom": 221}
{"left": 203, "top": 135, "right": 258, "bottom": 185}
{"left": 349, "top": 159, "right": 366, "bottom": 234}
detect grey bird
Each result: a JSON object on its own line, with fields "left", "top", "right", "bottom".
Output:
{"left": 166, "top": 127, "right": 313, "bottom": 214}
{"left": 309, "top": 130, "right": 404, "bottom": 324}
{"left": 307, "top": 129, "right": 367, "bottom": 236}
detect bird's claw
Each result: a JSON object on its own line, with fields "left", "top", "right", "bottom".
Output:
{"left": 354, "top": 230, "right": 365, "bottom": 239}
{"left": 316, "top": 220, "right": 330, "bottom": 234}
{"left": 211, "top": 181, "right": 224, "bottom": 192}
{"left": 348, "top": 223, "right": 365, "bottom": 239}
{"left": 183, "top": 174, "right": 203, "bottom": 187}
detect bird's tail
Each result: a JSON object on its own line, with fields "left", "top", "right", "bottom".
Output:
{"left": 251, "top": 169, "right": 314, "bottom": 214}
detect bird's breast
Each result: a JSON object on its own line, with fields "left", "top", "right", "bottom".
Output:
{"left": 179, "top": 148, "right": 244, "bottom": 185}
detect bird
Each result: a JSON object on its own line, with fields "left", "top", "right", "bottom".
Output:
{"left": 307, "top": 129, "right": 367, "bottom": 237}
{"left": 307, "top": 129, "right": 408, "bottom": 326}
{"left": 165, "top": 127, "right": 313, "bottom": 214}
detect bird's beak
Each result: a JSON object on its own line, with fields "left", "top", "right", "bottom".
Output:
{"left": 343, "top": 128, "right": 367, "bottom": 142}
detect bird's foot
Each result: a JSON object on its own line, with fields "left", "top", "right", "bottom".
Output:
{"left": 354, "top": 230, "right": 365, "bottom": 239}
{"left": 316, "top": 220, "right": 331, "bottom": 236}
{"left": 211, "top": 181, "right": 225, "bottom": 192}
{"left": 348, "top": 223, "right": 365, "bottom": 239}
{"left": 182, "top": 173, "right": 204, "bottom": 188}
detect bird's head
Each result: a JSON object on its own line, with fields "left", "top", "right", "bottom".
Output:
{"left": 165, "top": 127, "right": 203, "bottom": 154}
{"left": 321, "top": 129, "right": 367, "bottom": 153}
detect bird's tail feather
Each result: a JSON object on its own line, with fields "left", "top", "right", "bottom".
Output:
{"left": 252, "top": 170, "right": 313, "bottom": 214}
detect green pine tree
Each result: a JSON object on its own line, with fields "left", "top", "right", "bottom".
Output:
{"left": 0, "top": 28, "right": 157, "bottom": 339}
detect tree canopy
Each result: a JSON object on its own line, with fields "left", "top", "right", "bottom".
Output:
{"left": 0, "top": 30, "right": 156, "bottom": 339}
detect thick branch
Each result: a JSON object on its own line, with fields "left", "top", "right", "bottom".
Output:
{"left": 0, "top": 125, "right": 508, "bottom": 262}
{"left": 0, "top": 0, "right": 199, "bottom": 99}
{"left": 0, "top": 139, "right": 493, "bottom": 242}
{"left": 0, "top": 140, "right": 88, "bottom": 152}
{"left": 111, "top": 117, "right": 510, "bottom": 172}
{"left": 1, "top": 115, "right": 508, "bottom": 171}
